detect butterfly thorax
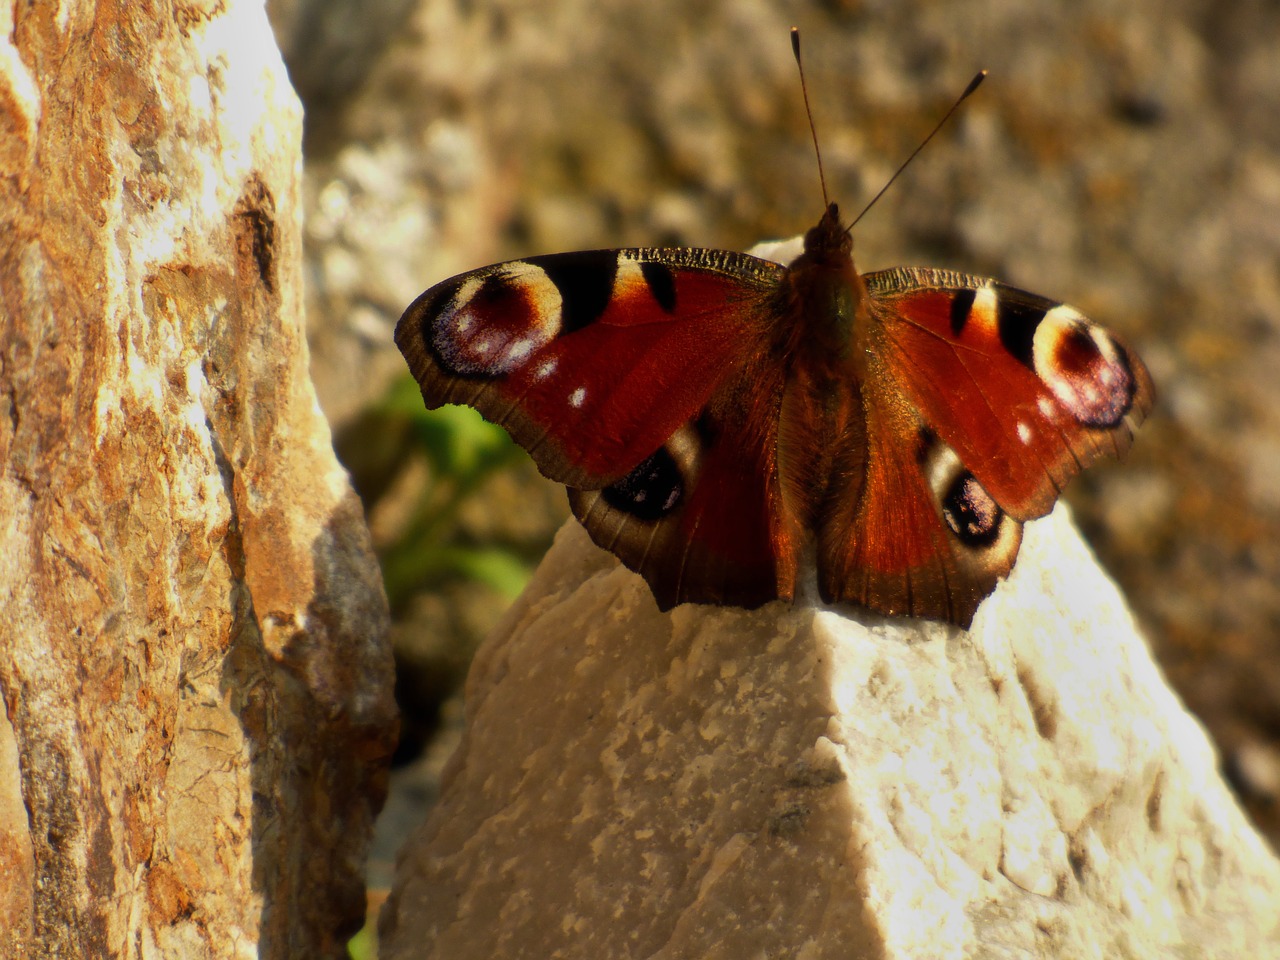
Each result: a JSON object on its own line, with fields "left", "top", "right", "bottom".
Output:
{"left": 775, "top": 204, "right": 868, "bottom": 378}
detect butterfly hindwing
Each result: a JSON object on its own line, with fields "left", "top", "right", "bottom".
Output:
{"left": 817, "top": 382, "right": 1024, "bottom": 625}
{"left": 395, "top": 248, "right": 785, "bottom": 490}
{"left": 569, "top": 360, "right": 796, "bottom": 609}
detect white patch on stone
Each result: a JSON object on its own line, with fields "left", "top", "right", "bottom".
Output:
{"left": 0, "top": 44, "right": 39, "bottom": 150}
{"left": 747, "top": 236, "right": 804, "bottom": 265}
{"left": 94, "top": 384, "right": 121, "bottom": 448}
{"left": 183, "top": 359, "right": 209, "bottom": 433}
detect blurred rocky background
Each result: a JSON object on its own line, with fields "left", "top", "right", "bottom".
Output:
{"left": 265, "top": 0, "right": 1280, "bottom": 888}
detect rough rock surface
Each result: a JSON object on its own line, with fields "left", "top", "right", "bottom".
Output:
{"left": 380, "top": 506, "right": 1280, "bottom": 959}
{"left": 0, "top": 2, "right": 396, "bottom": 957}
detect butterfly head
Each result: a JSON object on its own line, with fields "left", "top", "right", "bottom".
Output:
{"left": 780, "top": 203, "right": 868, "bottom": 364}
{"left": 801, "top": 203, "right": 855, "bottom": 269}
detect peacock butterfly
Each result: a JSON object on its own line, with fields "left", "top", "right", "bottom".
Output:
{"left": 395, "top": 44, "right": 1153, "bottom": 628}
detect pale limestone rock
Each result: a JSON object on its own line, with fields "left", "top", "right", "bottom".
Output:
{"left": 380, "top": 505, "right": 1280, "bottom": 959}
{"left": 0, "top": 2, "right": 395, "bottom": 956}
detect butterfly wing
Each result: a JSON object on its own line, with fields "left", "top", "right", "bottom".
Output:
{"left": 817, "top": 376, "right": 1022, "bottom": 625}
{"left": 569, "top": 357, "right": 794, "bottom": 609}
{"left": 398, "top": 237, "right": 1152, "bottom": 624}
{"left": 868, "top": 267, "right": 1153, "bottom": 516}
{"left": 395, "top": 247, "right": 798, "bottom": 607}
{"left": 396, "top": 248, "right": 784, "bottom": 489}
{"left": 819, "top": 267, "right": 1153, "bottom": 626}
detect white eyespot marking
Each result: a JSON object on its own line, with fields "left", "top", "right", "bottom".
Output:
{"left": 569, "top": 387, "right": 586, "bottom": 408}
{"left": 1042, "top": 304, "right": 1085, "bottom": 326}
{"left": 1016, "top": 421, "right": 1032, "bottom": 445}
{"left": 506, "top": 336, "right": 536, "bottom": 364}
{"left": 920, "top": 434, "right": 1018, "bottom": 563}
{"left": 970, "top": 285, "right": 999, "bottom": 333}
{"left": 534, "top": 357, "right": 558, "bottom": 381}
{"left": 925, "top": 442, "right": 964, "bottom": 503}
{"left": 431, "top": 261, "right": 563, "bottom": 376}
{"left": 943, "top": 476, "right": 1000, "bottom": 542}
{"left": 662, "top": 486, "right": 680, "bottom": 511}
{"left": 1032, "top": 305, "right": 1135, "bottom": 428}
{"left": 601, "top": 446, "right": 685, "bottom": 521}
{"left": 665, "top": 424, "right": 704, "bottom": 478}
{"left": 1037, "top": 396, "right": 1056, "bottom": 419}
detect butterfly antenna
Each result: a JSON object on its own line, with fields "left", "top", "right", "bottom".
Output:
{"left": 848, "top": 69, "right": 988, "bottom": 231}
{"left": 791, "top": 28, "right": 831, "bottom": 208}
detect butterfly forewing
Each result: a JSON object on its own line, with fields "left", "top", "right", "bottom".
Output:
{"left": 862, "top": 267, "right": 1154, "bottom": 522}
{"left": 395, "top": 248, "right": 786, "bottom": 490}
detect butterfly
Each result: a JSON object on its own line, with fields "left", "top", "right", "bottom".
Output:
{"left": 395, "top": 86, "right": 1153, "bottom": 629}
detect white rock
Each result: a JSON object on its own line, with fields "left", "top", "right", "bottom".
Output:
{"left": 381, "top": 504, "right": 1280, "bottom": 958}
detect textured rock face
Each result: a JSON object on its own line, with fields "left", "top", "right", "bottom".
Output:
{"left": 380, "top": 506, "right": 1280, "bottom": 959}
{"left": 0, "top": 2, "right": 396, "bottom": 957}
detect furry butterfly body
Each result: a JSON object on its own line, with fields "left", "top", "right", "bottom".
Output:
{"left": 396, "top": 203, "right": 1152, "bottom": 626}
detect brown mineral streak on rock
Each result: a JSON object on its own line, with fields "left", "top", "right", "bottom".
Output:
{"left": 235, "top": 176, "right": 279, "bottom": 294}
{"left": 0, "top": 2, "right": 396, "bottom": 958}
